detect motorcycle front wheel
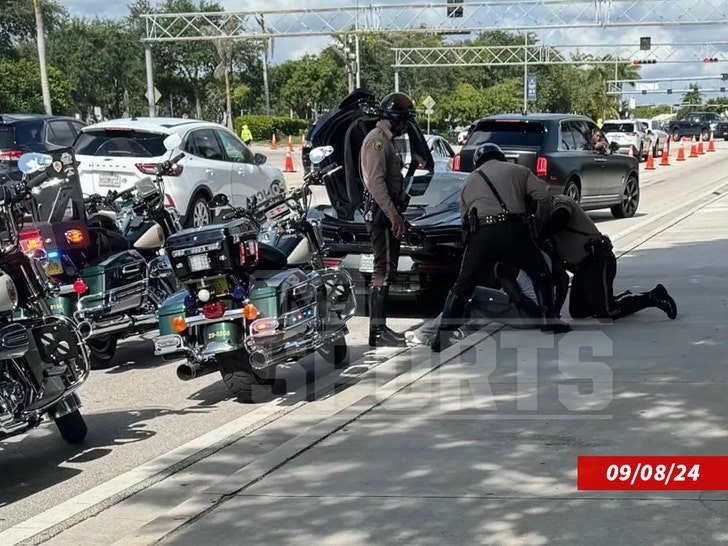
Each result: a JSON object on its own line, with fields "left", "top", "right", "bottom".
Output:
{"left": 217, "top": 350, "right": 276, "bottom": 403}
{"left": 55, "top": 410, "right": 88, "bottom": 444}
{"left": 87, "top": 335, "right": 118, "bottom": 370}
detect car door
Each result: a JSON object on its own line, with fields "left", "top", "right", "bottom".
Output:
{"left": 182, "top": 128, "right": 232, "bottom": 206}
{"left": 560, "top": 120, "right": 602, "bottom": 202}
{"left": 215, "top": 129, "right": 273, "bottom": 207}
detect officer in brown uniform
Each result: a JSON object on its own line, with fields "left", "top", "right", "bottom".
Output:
{"left": 432, "top": 143, "right": 571, "bottom": 352}
{"left": 360, "top": 92, "right": 415, "bottom": 347}
{"left": 542, "top": 194, "right": 677, "bottom": 320}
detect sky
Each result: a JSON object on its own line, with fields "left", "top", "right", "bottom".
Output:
{"left": 63, "top": 0, "right": 728, "bottom": 106}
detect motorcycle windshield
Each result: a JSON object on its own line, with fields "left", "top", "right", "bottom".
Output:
{"left": 31, "top": 147, "right": 87, "bottom": 224}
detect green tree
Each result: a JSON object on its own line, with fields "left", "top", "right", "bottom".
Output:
{"left": 0, "top": 0, "right": 65, "bottom": 56}
{"left": 0, "top": 57, "right": 72, "bottom": 113}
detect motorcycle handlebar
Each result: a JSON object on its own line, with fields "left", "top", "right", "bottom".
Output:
{"left": 25, "top": 171, "right": 47, "bottom": 190}
{"left": 156, "top": 153, "right": 185, "bottom": 176}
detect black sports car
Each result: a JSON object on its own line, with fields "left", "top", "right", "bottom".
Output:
{"left": 307, "top": 90, "right": 468, "bottom": 308}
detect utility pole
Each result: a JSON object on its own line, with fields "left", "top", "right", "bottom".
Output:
{"left": 261, "top": 41, "right": 271, "bottom": 115}
{"left": 522, "top": 32, "right": 528, "bottom": 112}
{"left": 355, "top": 35, "right": 361, "bottom": 89}
{"left": 33, "top": 0, "right": 52, "bottom": 115}
{"left": 144, "top": 44, "right": 155, "bottom": 117}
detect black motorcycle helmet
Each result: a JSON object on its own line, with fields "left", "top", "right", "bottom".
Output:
{"left": 379, "top": 92, "right": 416, "bottom": 137}
{"left": 473, "top": 142, "right": 507, "bottom": 169}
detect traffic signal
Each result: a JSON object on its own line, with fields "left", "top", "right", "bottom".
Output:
{"left": 703, "top": 58, "right": 719, "bottom": 63}
{"left": 447, "top": 0, "right": 463, "bottom": 17}
{"left": 632, "top": 59, "right": 657, "bottom": 65}
{"left": 667, "top": 89, "right": 673, "bottom": 95}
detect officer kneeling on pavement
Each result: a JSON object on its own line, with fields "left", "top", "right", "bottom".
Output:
{"left": 541, "top": 194, "right": 678, "bottom": 321}
{"left": 432, "top": 143, "right": 572, "bottom": 353}
{"left": 360, "top": 92, "right": 416, "bottom": 348}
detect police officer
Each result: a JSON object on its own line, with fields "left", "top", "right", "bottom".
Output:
{"left": 542, "top": 194, "right": 677, "bottom": 320}
{"left": 432, "top": 143, "right": 571, "bottom": 352}
{"left": 360, "top": 92, "right": 415, "bottom": 347}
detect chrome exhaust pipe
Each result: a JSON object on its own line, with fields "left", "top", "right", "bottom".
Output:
{"left": 249, "top": 350, "right": 268, "bottom": 371}
{"left": 82, "top": 316, "right": 133, "bottom": 339}
{"left": 339, "top": 230, "right": 355, "bottom": 244}
{"left": 131, "top": 314, "right": 158, "bottom": 329}
{"left": 176, "top": 360, "right": 217, "bottom": 381}
{"left": 77, "top": 321, "right": 93, "bottom": 340}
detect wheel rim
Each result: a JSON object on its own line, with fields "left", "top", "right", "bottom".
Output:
{"left": 192, "top": 200, "right": 210, "bottom": 227}
{"left": 673, "top": 131, "right": 680, "bottom": 142}
{"left": 623, "top": 179, "right": 639, "bottom": 215}
{"left": 566, "top": 184, "right": 579, "bottom": 201}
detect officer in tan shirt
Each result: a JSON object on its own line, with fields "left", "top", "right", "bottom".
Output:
{"left": 542, "top": 195, "right": 677, "bottom": 320}
{"left": 360, "top": 92, "right": 415, "bottom": 347}
{"left": 432, "top": 143, "right": 570, "bottom": 353}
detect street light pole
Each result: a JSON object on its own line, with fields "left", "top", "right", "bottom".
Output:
{"left": 33, "top": 0, "right": 52, "bottom": 115}
{"left": 523, "top": 32, "right": 528, "bottom": 112}
{"left": 355, "top": 35, "right": 361, "bottom": 89}
{"left": 144, "top": 44, "right": 156, "bottom": 117}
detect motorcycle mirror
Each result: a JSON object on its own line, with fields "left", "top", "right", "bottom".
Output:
{"left": 18, "top": 153, "right": 53, "bottom": 174}
{"left": 209, "top": 193, "right": 229, "bottom": 208}
{"left": 309, "top": 146, "right": 334, "bottom": 165}
{"left": 163, "top": 133, "right": 182, "bottom": 151}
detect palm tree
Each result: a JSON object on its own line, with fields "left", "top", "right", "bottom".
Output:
{"left": 33, "top": 0, "right": 52, "bottom": 114}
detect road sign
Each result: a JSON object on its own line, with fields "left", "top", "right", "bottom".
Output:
{"left": 635, "top": 82, "right": 659, "bottom": 91}
{"left": 423, "top": 95, "right": 436, "bottom": 110}
{"left": 526, "top": 75, "right": 537, "bottom": 102}
{"left": 154, "top": 87, "right": 162, "bottom": 104}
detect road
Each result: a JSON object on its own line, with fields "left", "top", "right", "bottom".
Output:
{"left": 0, "top": 141, "right": 726, "bottom": 544}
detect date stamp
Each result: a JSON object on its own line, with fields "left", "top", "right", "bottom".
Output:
{"left": 577, "top": 456, "right": 728, "bottom": 490}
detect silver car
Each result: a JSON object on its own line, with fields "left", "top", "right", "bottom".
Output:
{"left": 425, "top": 134, "right": 455, "bottom": 172}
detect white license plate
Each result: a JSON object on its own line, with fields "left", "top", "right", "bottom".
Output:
{"left": 99, "top": 174, "right": 123, "bottom": 188}
{"left": 359, "top": 254, "right": 374, "bottom": 273}
{"left": 266, "top": 204, "right": 289, "bottom": 219}
{"left": 188, "top": 254, "right": 210, "bottom": 272}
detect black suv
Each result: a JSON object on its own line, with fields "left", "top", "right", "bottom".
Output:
{"left": 454, "top": 113, "right": 640, "bottom": 218}
{"left": 0, "top": 114, "right": 85, "bottom": 181}
{"left": 669, "top": 112, "right": 722, "bottom": 142}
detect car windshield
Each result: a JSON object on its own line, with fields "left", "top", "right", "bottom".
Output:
{"left": 407, "top": 176, "right": 462, "bottom": 206}
{"left": 602, "top": 123, "right": 635, "bottom": 133}
{"left": 467, "top": 121, "right": 546, "bottom": 147}
{"left": 74, "top": 129, "right": 168, "bottom": 157}
{"left": 0, "top": 126, "right": 15, "bottom": 149}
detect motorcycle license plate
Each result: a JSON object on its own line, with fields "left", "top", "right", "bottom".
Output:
{"left": 188, "top": 254, "right": 210, "bottom": 272}
{"left": 208, "top": 277, "right": 229, "bottom": 296}
{"left": 44, "top": 259, "right": 63, "bottom": 276}
{"left": 359, "top": 254, "right": 375, "bottom": 273}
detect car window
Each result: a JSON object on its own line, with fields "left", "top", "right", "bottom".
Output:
{"left": 560, "top": 121, "right": 578, "bottom": 151}
{"left": 0, "top": 126, "right": 15, "bottom": 149}
{"left": 47, "top": 121, "right": 76, "bottom": 147}
{"left": 602, "top": 122, "right": 635, "bottom": 133}
{"left": 469, "top": 121, "right": 546, "bottom": 148}
{"left": 217, "top": 130, "right": 254, "bottom": 163}
{"left": 441, "top": 139, "right": 454, "bottom": 157}
{"left": 74, "top": 129, "right": 167, "bottom": 157}
{"left": 187, "top": 129, "right": 224, "bottom": 161}
{"left": 14, "top": 121, "right": 44, "bottom": 146}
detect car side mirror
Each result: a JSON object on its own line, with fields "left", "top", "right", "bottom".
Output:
{"left": 210, "top": 193, "right": 229, "bottom": 208}
{"left": 253, "top": 153, "right": 267, "bottom": 165}
{"left": 609, "top": 141, "right": 620, "bottom": 152}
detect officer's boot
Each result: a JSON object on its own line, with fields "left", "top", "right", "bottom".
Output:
{"left": 534, "top": 275, "right": 572, "bottom": 334}
{"left": 431, "top": 291, "right": 468, "bottom": 353}
{"left": 368, "top": 286, "right": 408, "bottom": 348}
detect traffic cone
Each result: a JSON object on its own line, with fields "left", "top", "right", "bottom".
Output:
{"left": 697, "top": 140, "right": 705, "bottom": 155}
{"left": 287, "top": 135, "right": 294, "bottom": 152}
{"left": 708, "top": 136, "right": 716, "bottom": 152}
{"left": 660, "top": 145, "right": 670, "bottom": 166}
{"left": 645, "top": 149, "right": 655, "bottom": 170}
{"left": 689, "top": 143, "right": 698, "bottom": 158}
{"left": 270, "top": 133, "right": 277, "bottom": 150}
{"left": 284, "top": 149, "right": 296, "bottom": 173}
{"left": 677, "top": 140, "right": 686, "bottom": 161}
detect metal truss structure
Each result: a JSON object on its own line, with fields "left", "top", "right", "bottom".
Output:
{"left": 141, "top": 1, "right": 728, "bottom": 42}
{"left": 393, "top": 42, "right": 728, "bottom": 68}
{"left": 607, "top": 75, "right": 728, "bottom": 94}
{"left": 617, "top": 88, "right": 727, "bottom": 95}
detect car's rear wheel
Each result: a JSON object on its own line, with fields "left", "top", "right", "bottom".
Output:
{"left": 185, "top": 194, "right": 210, "bottom": 228}
{"left": 672, "top": 129, "right": 680, "bottom": 143}
{"left": 564, "top": 180, "right": 581, "bottom": 203}
{"left": 611, "top": 175, "right": 640, "bottom": 219}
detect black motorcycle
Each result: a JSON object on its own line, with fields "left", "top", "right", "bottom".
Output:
{"left": 0, "top": 153, "right": 90, "bottom": 443}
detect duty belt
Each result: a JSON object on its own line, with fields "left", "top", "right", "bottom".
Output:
{"left": 479, "top": 212, "right": 513, "bottom": 225}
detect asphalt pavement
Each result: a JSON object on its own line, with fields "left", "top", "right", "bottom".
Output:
{"left": 1, "top": 141, "right": 727, "bottom": 545}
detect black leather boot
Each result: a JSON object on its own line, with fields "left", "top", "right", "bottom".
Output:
{"left": 431, "top": 292, "right": 468, "bottom": 353}
{"left": 533, "top": 272, "right": 572, "bottom": 334}
{"left": 368, "top": 286, "right": 408, "bottom": 347}
{"left": 650, "top": 284, "right": 677, "bottom": 319}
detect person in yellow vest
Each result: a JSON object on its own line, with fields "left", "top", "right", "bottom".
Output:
{"left": 597, "top": 118, "right": 603, "bottom": 129}
{"left": 240, "top": 124, "right": 253, "bottom": 146}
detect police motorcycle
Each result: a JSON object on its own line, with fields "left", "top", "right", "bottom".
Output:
{"left": 153, "top": 147, "right": 356, "bottom": 402}
{"left": 0, "top": 152, "right": 90, "bottom": 443}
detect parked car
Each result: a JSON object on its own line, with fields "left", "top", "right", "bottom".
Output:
{"left": 426, "top": 134, "right": 456, "bottom": 171}
{"left": 601, "top": 119, "right": 650, "bottom": 159}
{"left": 453, "top": 113, "right": 640, "bottom": 218}
{"left": 636, "top": 118, "right": 669, "bottom": 156}
{"left": 0, "top": 114, "right": 85, "bottom": 181}
{"left": 74, "top": 118, "right": 286, "bottom": 227}
{"left": 669, "top": 112, "right": 722, "bottom": 142}
{"left": 714, "top": 118, "right": 728, "bottom": 141}
{"left": 305, "top": 90, "right": 468, "bottom": 306}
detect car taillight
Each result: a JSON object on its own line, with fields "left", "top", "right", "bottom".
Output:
{"left": 165, "top": 194, "right": 176, "bottom": 208}
{"left": 322, "top": 258, "right": 342, "bottom": 268}
{"left": 536, "top": 156, "right": 548, "bottom": 178}
{"left": 19, "top": 230, "right": 44, "bottom": 253}
{"left": 135, "top": 163, "right": 159, "bottom": 175}
{"left": 202, "top": 301, "right": 227, "bottom": 320}
{"left": 452, "top": 154, "right": 461, "bottom": 171}
{"left": 0, "top": 150, "right": 23, "bottom": 161}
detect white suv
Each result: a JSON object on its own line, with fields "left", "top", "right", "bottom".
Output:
{"left": 601, "top": 119, "right": 650, "bottom": 160}
{"left": 74, "top": 118, "right": 286, "bottom": 227}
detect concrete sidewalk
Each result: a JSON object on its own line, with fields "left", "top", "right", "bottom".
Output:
{"left": 136, "top": 180, "right": 728, "bottom": 544}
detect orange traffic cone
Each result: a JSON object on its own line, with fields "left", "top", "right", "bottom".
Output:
{"left": 708, "top": 136, "right": 716, "bottom": 152}
{"left": 660, "top": 146, "right": 670, "bottom": 166}
{"left": 689, "top": 143, "right": 699, "bottom": 158}
{"left": 270, "top": 133, "right": 278, "bottom": 150}
{"left": 284, "top": 149, "right": 296, "bottom": 172}
{"left": 697, "top": 140, "right": 705, "bottom": 155}
{"left": 645, "top": 149, "right": 655, "bottom": 170}
{"left": 676, "top": 140, "right": 686, "bottom": 161}
{"left": 287, "top": 135, "right": 294, "bottom": 152}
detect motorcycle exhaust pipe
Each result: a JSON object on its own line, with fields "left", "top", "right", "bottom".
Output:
{"left": 77, "top": 321, "right": 93, "bottom": 340}
{"left": 176, "top": 360, "right": 218, "bottom": 381}
{"left": 249, "top": 350, "right": 269, "bottom": 371}
{"left": 406, "top": 230, "right": 424, "bottom": 246}
{"left": 81, "top": 316, "right": 133, "bottom": 340}
{"left": 339, "top": 230, "right": 355, "bottom": 244}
